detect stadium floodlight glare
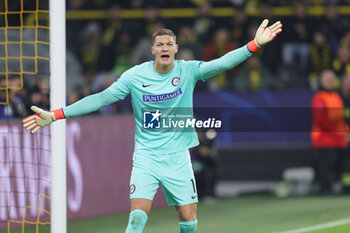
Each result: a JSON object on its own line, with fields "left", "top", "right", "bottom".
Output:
{"left": 49, "top": 0, "right": 67, "bottom": 233}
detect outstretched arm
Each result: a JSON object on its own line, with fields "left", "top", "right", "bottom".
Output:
{"left": 23, "top": 87, "right": 121, "bottom": 133}
{"left": 199, "top": 19, "right": 282, "bottom": 81}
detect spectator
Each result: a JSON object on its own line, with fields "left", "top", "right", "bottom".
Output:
{"left": 193, "top": 2, "right": 216, "bottom": 42}
{"left": 66, "top": 0, "right": 88, "bottom": 55}
{"left": 67, "top": 0, "right": 87, "bottom": 10}
{"left": 317, "top": 4, "right": 350, "bottom": 52}
{"left": 144, "top": 6, "right": 161, "bottom": 36}
{"left": 98, "top": 5, "right": 123, "bottom": 71}
{"left": 259, "top": 3, "right": 274, "bottom": 21}
{"left": 230, "top": 9, "right": 249, "bottom": 46}
{"left": 341, "top": 30, "right": 350, "bottom": 48}
{"left": 308, "top": 31, "right": 332, "bottom": 90}
{"left": 244, "top": 0, "right": 259, "bottom": 15}
{"left": 203, "top": 28, "right": 238, "bottom": 91}
{"left": 128, "top": 0, "right": 144, "bottom": 9}
{"left": 332, "top": 45, "right": 350, "bottom": 82}
{"left": 66, "top": 49, "right": 86, "bottom": 93}
{"left": 177, "top": 25, "right": 202, "bottom": 59}
{"left": 79, "top": 21, "right": 102, "bottom": 74}
{"left": 311, "top": 70, "right": 348, "bottom": 195}
{"left": 128, "top": 6, "right": 161, "bottom": 41}
{"left": 233, "top": 56, "right": 281, "bottom": 91}
{"left": 282, "top": 1, "right": 311, "bottom": 78}
{"left": 24, "top": 77, "right": 50, "bottom": 115}
{"left": 0, "top": 76, "right": 27, "bottom": 119}
{"left": 112, "top": 31, "right": 133, "bottom": 76}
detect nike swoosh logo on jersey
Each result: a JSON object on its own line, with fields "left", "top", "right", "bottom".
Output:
{"left": 191, "top": 195, "right": 197, "bottom": 199}
{"left": 142, "top": 84, "right": 152, "bottom": 87}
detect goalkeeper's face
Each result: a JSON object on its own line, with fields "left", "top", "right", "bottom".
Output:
{"left": 151, "top": 35, "right": 178, "bottom": 66}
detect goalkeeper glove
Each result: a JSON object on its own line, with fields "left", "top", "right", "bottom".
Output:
{"left": 248, "top": 19, "right": 282, "bottom": 53}
{"left": 22, "top": 106, "right": 65, "bottom": 133}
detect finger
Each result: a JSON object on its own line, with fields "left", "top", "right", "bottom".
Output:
{"left": 270, "top": 25, "right": 282, "bottom": 34}
{"left": 25, "top": 123, "right": 37, "bottom": 131}
{"left": 23, "top": 119, "right": 36, "bottom": 128}
{"left": 269, "top": 21, "right": 281, "bottom": 30}
{"left": 22, "top": 115, "right": 35, "bottom": 123}
{"left": 270, "top": 22, "right": 282, "bottom": 33}
{"left": 31, "top": 106, "right": 44, "bottom": 114}
{"left": 259, "top": 19, "right": 269, "bottom": 28}
{"left": 273, "top": 28, "right": 283, "bottom": 36}
{"left": 31, "top": 125, "right": 41, "bottom": 134}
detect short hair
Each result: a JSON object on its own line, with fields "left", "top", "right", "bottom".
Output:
{"left": 152, "top": 28, "right": 176, "bottom": 44}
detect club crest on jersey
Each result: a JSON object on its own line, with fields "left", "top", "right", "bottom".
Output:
{"left": 142, "top": 88, "right": 183, "bottom": 103}
{"left": 172, "top": 77, "right": 180, "bottom": 86}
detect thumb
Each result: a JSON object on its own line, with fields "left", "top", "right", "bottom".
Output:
{"left": 31, "top": 106, "right": 44, "bottom": 114}
{"left": 259, "top": 19, "right": 269, "bottom": 29}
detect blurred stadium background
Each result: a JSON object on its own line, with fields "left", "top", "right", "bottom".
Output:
{"left": 1, "top": 0, "right": 350, "bottom": 232}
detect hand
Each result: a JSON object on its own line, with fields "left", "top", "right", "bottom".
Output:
{"left": 254, "top": 19, "right": 282, "bottom": 48}
{"left": 23, "top": 106, "right": 57, "bottom": 133}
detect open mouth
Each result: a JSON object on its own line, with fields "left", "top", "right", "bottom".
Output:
{"left": 161, "top": 54, "right": 170, "bottom": 60}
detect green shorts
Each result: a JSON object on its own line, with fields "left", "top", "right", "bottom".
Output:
{"left": 129, "top": 149, "right": 198, "bottom": 206}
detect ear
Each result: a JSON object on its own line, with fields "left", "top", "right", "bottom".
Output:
{"left": 175, "top": 44, "right": 179, "bottom": 54}
{"left": 151, "top": 45, "right": 155, "bottom": 55}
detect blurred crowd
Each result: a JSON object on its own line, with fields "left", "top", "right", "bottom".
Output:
{"left": 2, "top": 0, "right": 350, "bottom": 117}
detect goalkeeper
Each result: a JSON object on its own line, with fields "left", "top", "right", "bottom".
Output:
{"left": 23, "top": 19, "right": 282, "bottom": 233}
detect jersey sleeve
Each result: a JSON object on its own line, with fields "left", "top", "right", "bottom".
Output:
{"left": 196, "top": 45, "right": 253, "bottom": 82}
{"left": 62, "top": 70, "right": 132, "bottom": 118}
